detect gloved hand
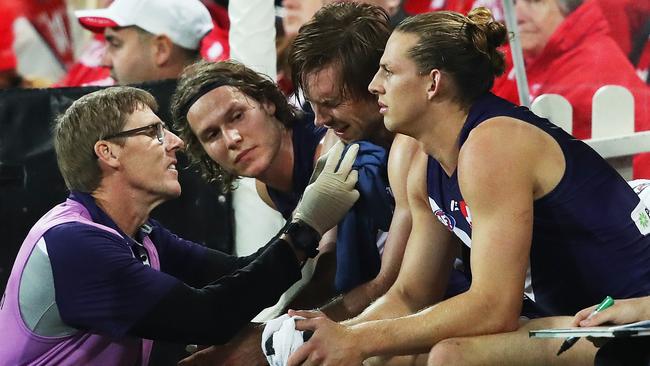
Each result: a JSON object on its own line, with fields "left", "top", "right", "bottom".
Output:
{"left": 293, "top": 141, "right": 359, "bottom": 236}
{"left": 306, "top": 145, "right": 330, "bottom": 185}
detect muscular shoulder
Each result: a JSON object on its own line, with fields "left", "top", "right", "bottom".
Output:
{"left": 459, "top": 117, "right": 563, "bottom": 201}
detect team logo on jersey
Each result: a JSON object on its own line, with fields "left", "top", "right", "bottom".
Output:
{"left": 434, "top": 209, "right": 456, "bottom": 231}
{"left": 631, "top": 199, "right": 650, "bottom": 236}
{"left": 459, "top": 201, "right": 472, "bottom": 227}
{"left": 450, "top": 200, "right": 472, "bottom": 227}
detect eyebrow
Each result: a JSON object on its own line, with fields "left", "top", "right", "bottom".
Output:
{"left": 304, "top": 91, "right": 341, "bottom": 105}
{"left": 196, "top": 102, "right": 241, "bottom": 140}
{"left": 151, "top": 120, "right": 165, "bottom": 128}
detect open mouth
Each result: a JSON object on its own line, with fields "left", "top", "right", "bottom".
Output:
{"left": 332, "top": 125, "right": 349, "bottom": 138}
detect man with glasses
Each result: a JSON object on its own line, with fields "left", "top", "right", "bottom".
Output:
{"left": 0, "top": 86, "right": 360, "bottom": 365}
{"left": 104, "top": 120, "right": 167, "bottom": 144}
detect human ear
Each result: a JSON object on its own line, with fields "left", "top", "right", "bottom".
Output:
{"left": 426, "top": 69, "right": 442, "bottom": 100}
{"left": 152, "top": 35, "right": 173, "bottom": 66}
{"left": 94, "top": 140, "right": 121, "bottom": 168}
{"left": 262, "top": 100, "right": 277, "bottom": 116}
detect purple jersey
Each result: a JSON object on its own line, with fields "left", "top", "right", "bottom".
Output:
{"left": 426, "top": 93, "right": 650, "bottom": 316}
{"left": 0, "top": 192, "right": 205, "bottom": 365}
{"left": 0, "top": 196, "right": 160, "bottom": 365}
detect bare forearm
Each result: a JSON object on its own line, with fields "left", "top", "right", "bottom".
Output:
{"left": 343, "top": 289, "right": 414, "bottom": 326}
{"left": 320, "top": 276, "right": 388, "bottom": 322}
{"left": 350, "top": 291, "right": 520, "bottom": 358}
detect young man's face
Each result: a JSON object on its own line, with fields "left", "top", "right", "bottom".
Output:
{"left": 369, "top": 31, "right": 430, "bottom": 137}
{"left": 304, "top": 63, "right": 385, "bottom": 144}
{"left": 186, "top": 86, "right": 285, "bottom": 178}
{"left": 102, "top": 27, "right": 158, "bottom": 85}
{"left": 114, "top": 105, "right": 184, "bottom": 200}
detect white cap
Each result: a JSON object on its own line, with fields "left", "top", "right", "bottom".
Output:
{"left": 75, "top": 0, "right": 214, "bottom": 50}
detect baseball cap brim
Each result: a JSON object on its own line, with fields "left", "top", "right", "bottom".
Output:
{"left": 75, "top": 9, "right": 127, "bottom": 33}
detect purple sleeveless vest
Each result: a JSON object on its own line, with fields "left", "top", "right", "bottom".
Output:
{"left": 0, "top": 198, "right": 159, "bottom": 365}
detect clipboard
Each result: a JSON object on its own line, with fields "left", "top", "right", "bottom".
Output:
{"left": 530, "top": 320, "right": 650, "bottom": 338}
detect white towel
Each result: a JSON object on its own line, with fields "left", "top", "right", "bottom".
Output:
{"left": 262, "top": 314, "right": 312, "bottom": 366}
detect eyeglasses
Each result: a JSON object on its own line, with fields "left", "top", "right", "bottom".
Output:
{"left": 104, "top": 122, "right": 167, "bottom": 144}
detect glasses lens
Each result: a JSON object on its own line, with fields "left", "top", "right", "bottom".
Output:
{"left": 156, "top": 123, "right": 164, "bottom": 144}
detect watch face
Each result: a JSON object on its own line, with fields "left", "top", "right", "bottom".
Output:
{"left": 286, "top": 221, "right": 320, "bottom": 258}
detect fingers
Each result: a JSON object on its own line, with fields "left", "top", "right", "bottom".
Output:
{"left": 349, "top": 189, "right": 360, "bottom": 204}
{"left": 573, "top": 305, "right": 597, "bottom": 326}
{"left": 345, "top": 169, "right": 359, "bottom": 188}
{"left": 580, "top": 309, "right": 612, "bottom": 327}
{"left": 336, "top": 143, "right": 359, "bottom": 175}
{"left": 288, "top": 309, "right": 324, "bottom": 319}
{"left": 323, "top": 141, "right": 345, "bottom": 171}
{"left": 308, "top": 153, "right": 329, "bottom": 185}
{"left": 287, "top": 343, "right": 311, "bottom": 366}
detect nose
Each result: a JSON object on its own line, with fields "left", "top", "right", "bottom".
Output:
{"left": 514, "top": 0, "right": 527, "bottom": 21}
{"left": 224, "top": 128, "right": 242, "bottom": 149}
{"left": 368, "top": 70, "right": 383, "bottom": 95}
{"left": 100, "top": 47, "right": 112, "bottom": 68}
{"left": 165, "top": 129, "right": 185, "bottom": 151}
{"left": 311, "top": 103, "right": 332, "bottom": 128}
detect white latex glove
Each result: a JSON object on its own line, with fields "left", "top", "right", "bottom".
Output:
{"left": 293, "top": 141, "right": 359, "bottom": 236}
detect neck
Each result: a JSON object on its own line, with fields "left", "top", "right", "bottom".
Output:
{"left": 257, "top": 128, "right": 295, "bottom": 193}
{"left": 92, "top": 182, "right": 158, "bottom": 237}
{"left": 370, "top": 125, "right": 396, "bottom": 151}
{"left": 418, "top": 100, "right": 468, "bottom": 176}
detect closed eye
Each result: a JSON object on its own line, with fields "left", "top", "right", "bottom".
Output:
{"left": 202, "top": 128, "right": 221, "bottom": 142}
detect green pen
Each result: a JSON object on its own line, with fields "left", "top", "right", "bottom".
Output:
{"left": 556, "top": 296, "right": 615, "bottom": 356}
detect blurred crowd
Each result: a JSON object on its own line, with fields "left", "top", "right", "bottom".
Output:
{"left": 1, "top": 0, "right": 648, "bottom": 151}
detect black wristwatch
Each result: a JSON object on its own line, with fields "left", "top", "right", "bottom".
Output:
{"left": 282, "top": 220, "right": 321, "bottom": 258}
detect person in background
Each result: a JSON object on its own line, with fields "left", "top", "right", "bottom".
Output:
{"left": 61, "top": 0, "right": 230, "bottom": 87}
{"left": 0, "top": 86, "right": 359, "bottom": 365}
{"left": 0, "top": 0, "right": 72, "bottom": 88}
{"left": 74, "top": 0, "right": 213, "bottom": 85}
{"left": 0, "top": 3, "right": 21, "bottom": 89}
{"left": 594, "top": 0, "right": 650, "bottom": 82}
{"left": 402, "top": 0, "right": 504, "bottom": 21}
{"left": 491, "top": 0, "right": 650, "bottom": 178}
